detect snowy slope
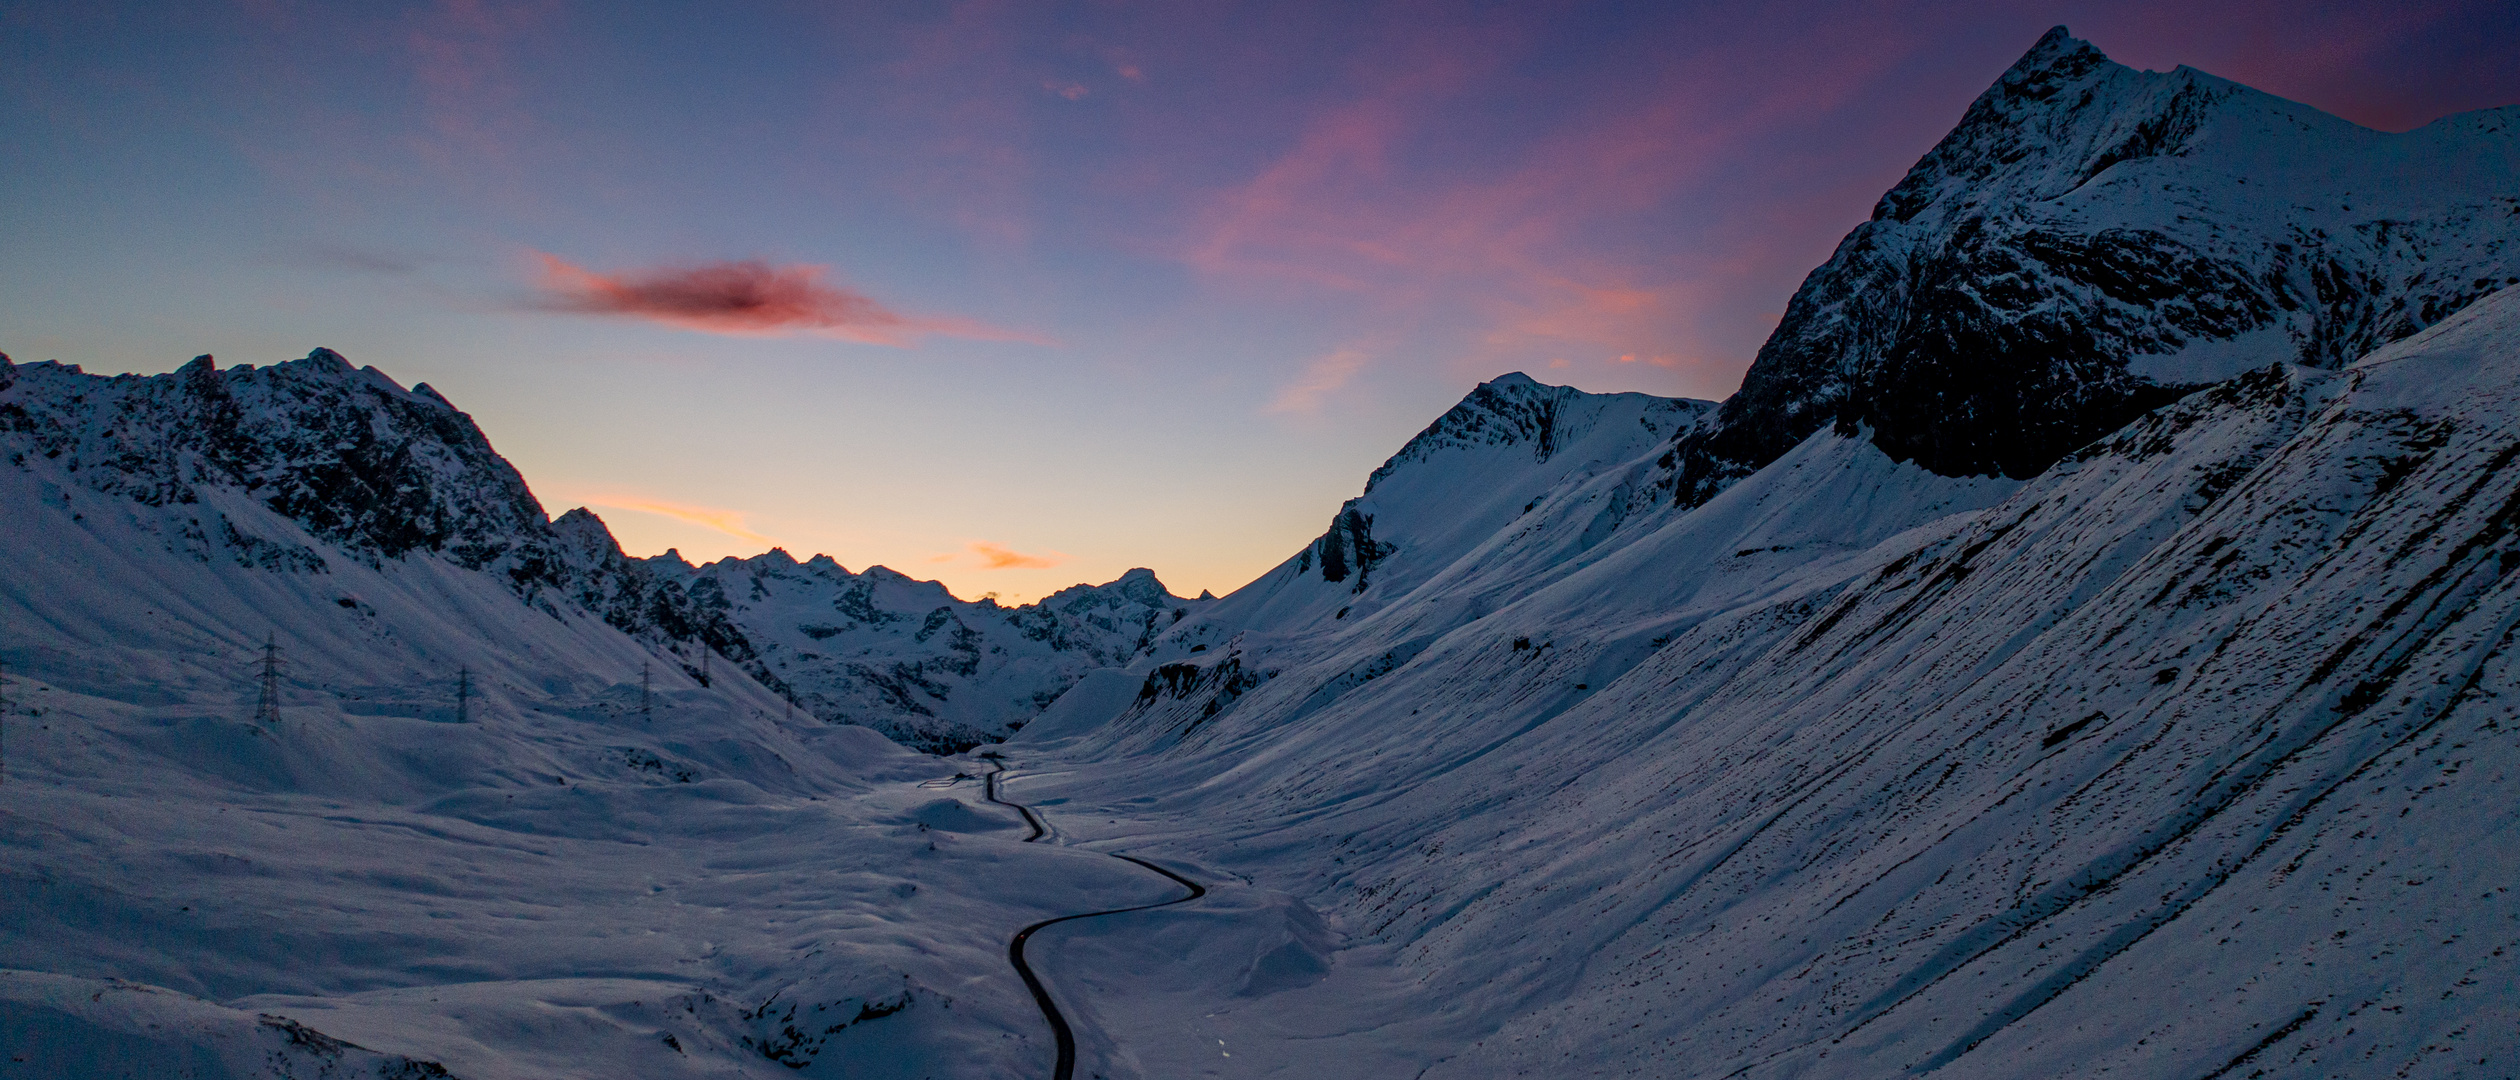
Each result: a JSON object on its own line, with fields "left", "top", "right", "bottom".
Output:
{"left": 646, "top": 551, "right": 1205, "bottom": 752}
{"left": 1173, "top": 373, "right": 1710, "bottom": 644}
{"left": 1084, "top": 374, "right": 1718, "bottom": 748}
{"left": 1020, "top": 288, "right": 2520, "bottom": 1078}
{"left": 1666, "top": 26, "right": 2520, "bottom": 503}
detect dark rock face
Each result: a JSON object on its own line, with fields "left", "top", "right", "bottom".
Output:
{"left": 1364, "top": 372, "right": 1577, "bottom": 492}
{"left": 1665, "top": 26, "right": 2520, "bottom": 500}
{"left": 3, "top": 351, "right": 553, "bottom": 572}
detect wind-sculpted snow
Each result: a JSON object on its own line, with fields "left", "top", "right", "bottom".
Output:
{"left": 1666, "top": 27, "right": 2520, "bottom": 502}
{"left": 1022, "top": 287, "right": 2520, "bottom": 1077}
{"left": 646, "top": 551, "right": 1204, "bottom": 753}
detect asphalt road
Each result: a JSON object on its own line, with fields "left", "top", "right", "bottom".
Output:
{"left": 983, "top": 761, "right": 1207, "bottom": 1080}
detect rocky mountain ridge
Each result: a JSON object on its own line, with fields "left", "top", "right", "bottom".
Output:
{"left": 1663, "top": 26, "right": 2520, "bottom": 504}
{"left": 644, "top": 549, "right": 1203, "bottom": 752}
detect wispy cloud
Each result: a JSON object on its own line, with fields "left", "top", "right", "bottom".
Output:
{"left": 529, "top": 253, "right": 1050, "bottom": 345}
{"left": 966, "top": 541, "right": 1062, "bottom": 569}
{"left": 1267, "top": 347, "right": 1371, "bottom": 415}
{"left": 586, "top": 497, "right": 775, "bottom": 546}
{"left": 297, "top": 243, "right": 423, "bottom": 275}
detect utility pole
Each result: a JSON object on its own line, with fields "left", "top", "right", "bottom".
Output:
{"left": 700, "top": 646, "right": 711, "bottom": 688}
{"left": 253, "top": 633, "right": 284, "bottom": 729}
{"left": 456, "top": 666, "right": 472, "bottom": 724}
{"left": 640, "top": 661, "right": 653, "bottom": 723}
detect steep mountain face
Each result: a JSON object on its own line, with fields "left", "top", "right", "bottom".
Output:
{"left": 648, "top": 551, "right": 1203, "bottom": 753}
{"left": 1171, "top": 373, "right": 1712, "bottom": 648}
{"left": 1665, "top": 26, "right": 2520, "bottom": 504}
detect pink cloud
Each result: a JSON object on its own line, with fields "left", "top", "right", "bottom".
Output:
{"left": 530, "top": 253, "right": 1050, "bottom": 345}
{"left": 1178, "top": 7, "right": 1918, "bottom": 397}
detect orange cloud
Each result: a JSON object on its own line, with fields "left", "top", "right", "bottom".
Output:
{"left": 968, "top": 541, "right": 1062, "bottom": 569}
{"left": 586, "top": 497, "right": 775, "bottom": 546}
{"left": 530, "top": 253, "right": 1049, "bottom": 345}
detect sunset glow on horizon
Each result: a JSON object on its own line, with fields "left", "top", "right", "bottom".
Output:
{"left": 7, "top": 0, "right": 2515, "bottom": 603}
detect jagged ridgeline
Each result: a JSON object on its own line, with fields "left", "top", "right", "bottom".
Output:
{"left": 641, "top": 554, "right": 1205, "bottom": 753}
{"left": 0, "top": 349, "right": 1204, "bottom": 752}
{"left": 1663, "top": 26, "right": 2520, "bottom": 504}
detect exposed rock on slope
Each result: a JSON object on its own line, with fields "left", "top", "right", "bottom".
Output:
{"left": 1666, "top": 26, "right": 2520, "bottom": 503}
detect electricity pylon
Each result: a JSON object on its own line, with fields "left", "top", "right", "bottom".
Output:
{"left": 640, "top": 661, "right": 653, "bottom": 723}
{"left": 253, "top": 633, "right": 285, "bottom": 729}
{"left": 456, "top": 666, "right": 472, "bottom": 724}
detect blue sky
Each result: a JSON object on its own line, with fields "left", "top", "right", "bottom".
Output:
{"left": 6, "top": 0, "right": 2514, "bottom": 600}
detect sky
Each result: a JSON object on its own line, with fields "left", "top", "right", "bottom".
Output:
{"left": 5, "top": 1, "right": 2516, "bottom": 603}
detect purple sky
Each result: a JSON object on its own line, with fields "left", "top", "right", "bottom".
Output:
{"left": 5, "top": 1, "right": 2515, "bottom": 600}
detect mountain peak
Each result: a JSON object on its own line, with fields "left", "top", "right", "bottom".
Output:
{"left": 2007, "top": 25, "right": 2105, "bottom": 84}
{"left": 1661, "top": 25, "right": 2520, "bottom": 504}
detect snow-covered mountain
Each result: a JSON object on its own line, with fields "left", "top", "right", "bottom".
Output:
{"left": 1665, "top": 27, "right": 2520, "bottom": 504}
{"left": 0, "top": 350, "right": 758, "bottom": 678}
{"left": 989, "top": 28, "right": 2520, "bottom": 1079}
{"left": 0, "top": 349, "right": 1205, "bottom": 755}
{"left": 645, "top": 550, "right": 1204, "bottom": 752}
{"left": 1025, "top": 292, "right": 2520, "bottom": 1080}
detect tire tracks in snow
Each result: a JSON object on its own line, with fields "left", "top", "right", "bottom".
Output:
{"left": 983, "top": 760, "right": 1205, "bottom": 1080}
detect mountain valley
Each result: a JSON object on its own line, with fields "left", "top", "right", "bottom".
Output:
{"left": 4, "top": 27, "right": 2517, "bottom": 1080}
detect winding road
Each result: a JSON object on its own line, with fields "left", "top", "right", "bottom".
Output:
{"left": 982, "top": 760, "right": 1206, "bottom": 1080}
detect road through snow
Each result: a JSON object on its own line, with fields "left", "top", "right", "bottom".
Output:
{"left": 984, "top": 760, "right": 1208, "bottom": 1080}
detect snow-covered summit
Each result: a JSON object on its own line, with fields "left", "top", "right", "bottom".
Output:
{"left": 1666, "top": 25, "right": 2520, "bottom": 502}
{"left": 1164, "top": 373, "right": 1710, "bottom": 648}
